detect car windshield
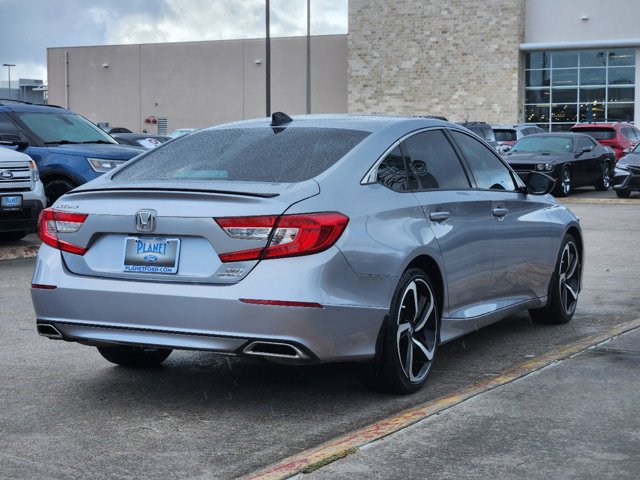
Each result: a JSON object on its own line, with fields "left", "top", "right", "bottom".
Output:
{"left": 17, "top": 112, "right": 117, "bottom": 145}
{"left": 571, "top": 127, "right": 616, "bottom": 140}
{"left": 494, "top": 129, "right": 517, "bottom": 142}
{"left": 113, "top": 127, "right": 370, "bottom": 183}
{"left": 511, "top": 136, "right": 574, "bottom": 153}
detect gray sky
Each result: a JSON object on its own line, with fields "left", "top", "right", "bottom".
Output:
{"left": 0, "top": 0, "right": 348, "bottom": 84}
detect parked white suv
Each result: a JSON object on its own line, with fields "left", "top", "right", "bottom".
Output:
{"left": 0, "top": 148, "right": 46, "bottom": 241}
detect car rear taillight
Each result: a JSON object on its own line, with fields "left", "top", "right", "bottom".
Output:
{"left": 38, "top": 208, "right": 88, "bottom": 255}
{"left": 215, "top": 212, "right": 348, "bottom": 262}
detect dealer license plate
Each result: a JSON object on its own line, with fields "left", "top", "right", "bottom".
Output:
{"left": 1, "top": 195, "right": 22, "bottom": 211}
{"left": 122, "top": 237, "right": 180, "bottom": 274}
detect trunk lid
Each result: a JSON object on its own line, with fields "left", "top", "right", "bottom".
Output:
{"left": 54, "top": 180, "right": 319, "bottom": 284}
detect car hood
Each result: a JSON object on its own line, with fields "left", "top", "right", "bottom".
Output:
{"left": 618, "top": 152, "right": 640, "bottom": 168}
{"left": 46, "top": 143, "right": 144, "bottom": 159}
{"left": 505, "top": 152, "right": 568, "bottom": 165}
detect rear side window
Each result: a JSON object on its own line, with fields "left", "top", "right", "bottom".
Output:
{"left": 114, "top": 127, "right": 369, "bottom": 183}
{"left": 621, "top": 127, "right": 639, "bottom": 141}
{"left": 402, "top": 130, "right": 470, "bottom": 190}
{"left": 571, "top": 127, "right": 615, "bottom": 140}
{"left": 450, "top": 131, "right": 517, "bottom": 191}
{"left": 377, "top": 146, "right": 408, "bottom": 192}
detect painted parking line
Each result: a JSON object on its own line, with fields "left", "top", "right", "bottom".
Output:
{"left": 243, "top": 317, "right": 640, "bottom": 480}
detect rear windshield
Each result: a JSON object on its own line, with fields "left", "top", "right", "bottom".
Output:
{"left": 113, "top": 127, "right": 369, "bottom": 183}
{"left": 494, "top": 129, "right": 517, "bottom": 142}
{"left": 571, "top": 127, "right": 615, "bottom": 140}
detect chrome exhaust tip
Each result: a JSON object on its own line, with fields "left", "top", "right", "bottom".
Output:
{"left": 243, "top": 341, "right": 308, "bottom": 360}
{"left": 37, "top": 323, "right": 63, "bottom": 340}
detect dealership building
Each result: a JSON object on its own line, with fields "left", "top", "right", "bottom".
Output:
{"left": 48, "top": 0, "right": 640, "bottom": 133}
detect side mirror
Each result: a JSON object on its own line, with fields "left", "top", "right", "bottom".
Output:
{"left": 501, "top": 145, "right": 512, "bottom": 153}
{"left": 582, "top": 146, "right": 593, "bottom": 152}
{"left": 0, "top": 133, "right": 28, "bottom": 148}
{"left": 623, "top": 147, "right": 631, "bottom": 154}
{"left": 526, "top": 171, "right": 555, "bottom": 195}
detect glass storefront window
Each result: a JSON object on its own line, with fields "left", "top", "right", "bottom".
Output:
{"left": 525, "top": 105, "right": 550, "bottom": 123}
{"left": 579, "top": 87, "right": 606, "bottom": 103}
{"left": 608, "top": 49, "right": 635, "bottom": 66}
{"left": 525, "top": 48, "right": 636, "bottom": 130}
{"left": 579, "top": 103, "right": 606, "bottom": 123}
{"left": 551, "top": 51, "right": 578, "bottom": 68}
{"left": 526, "top": 51, "right": 550, "bottom": 69}
{"left": 552, "top": 104, "right": 577, "bottom": 123}
{"left": 608, "top": 87, "right": 635, "bottom": 103}
{"left": 607, "top": 104, "right": 634, "bottom": 122}
{"left": 526, "top": 70, "right": 550, "bottom": 87}
{"left": 608, "top": 67, "right": 635, "bottom": 85}
{"left": 579, "top": 50, "right": 608, "bottom": 67}
{"left": 552, "top": 69, "right": 578, "bottom": 86}
{"left": 580, "top": 68, "right": 606, "bottom": 85}
{"left": 552, "top": 89, "right": 577, "bottom": 103}
{"left": 525, "top": 89, "right": 550, "bottom": 104}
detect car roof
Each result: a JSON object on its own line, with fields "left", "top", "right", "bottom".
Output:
{"left": 212, "top": 114, "right": 454, "bottom": 134}
{"left": 571, "top": 122, "right": 635, "bottom": 129}
{"left": 0, "top": 100, "right": 69, "bottom": 114}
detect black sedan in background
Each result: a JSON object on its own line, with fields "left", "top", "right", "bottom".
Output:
{"left": 111, "top": 133, "right": 171, "bottom": 149}
{"left": 613, "top": 143, "right": 640, "bottom": 198}
{"left": 504, "top": 133, "right": 615, "bottom": 196}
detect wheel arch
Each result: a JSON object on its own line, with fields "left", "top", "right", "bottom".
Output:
{"left": 405, "top": 255, "right": 446, "bottom": 332}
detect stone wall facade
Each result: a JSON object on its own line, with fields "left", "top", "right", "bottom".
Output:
{"left": 348, "top": 0, "right": 526, "bottom": 123}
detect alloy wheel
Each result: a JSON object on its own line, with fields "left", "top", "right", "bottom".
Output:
{"left": 558, "top": 241, "right": 580, "bottom": 316}
{"left": 396, "top": 278, "right": 437, "bottom": 383}
{"left": 601, "top": 163, "right": 611, "bottom": 189}
{"left": 561, "top": 167, "right": 571, "bottom": 195}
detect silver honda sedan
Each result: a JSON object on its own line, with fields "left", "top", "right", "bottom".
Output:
{"left": 31, "top": 114, "right": 582, "bottom": 394}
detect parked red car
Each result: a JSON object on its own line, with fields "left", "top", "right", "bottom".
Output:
{"left": 570, "top": 123, "right": 640, "bottom": 161}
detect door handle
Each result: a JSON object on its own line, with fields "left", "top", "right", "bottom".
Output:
{"left": 492, "top": 207, "right": 509, "bottom": 218}
{"left": 429, "top": 211, "right": 450, "bottom": 222}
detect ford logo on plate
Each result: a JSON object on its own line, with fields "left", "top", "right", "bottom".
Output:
{"left": 144, "top": 254, "right": 158, "bottom": 262}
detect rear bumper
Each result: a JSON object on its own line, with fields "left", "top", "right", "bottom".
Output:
{"left": 31, "top": 244, "right": 395, "bottom": 363}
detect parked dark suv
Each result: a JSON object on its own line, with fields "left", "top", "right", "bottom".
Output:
{"left": 570, "top": 122, "right": 640, "bottom": 161}
{"left": 0, "top": 100, "right": 143, "bottom": 205}
{"left": 457, "top": 121, "right": 499, "bottom": 150}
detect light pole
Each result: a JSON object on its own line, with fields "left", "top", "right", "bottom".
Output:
{"left": 3, "top": 64, "right": 16, "bottom": 99}
{"left": 265, "top": 0, "right": 271, "bottom": 117}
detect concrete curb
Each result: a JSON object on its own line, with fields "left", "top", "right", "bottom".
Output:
{"left": 242, "top": 317, "right": 640, "bottom": 480}
{"left": 0, "top": 244, "right": 39, "bottom": 261}
{"left": 559, "top": 196, "right": 640, "bottom": 205}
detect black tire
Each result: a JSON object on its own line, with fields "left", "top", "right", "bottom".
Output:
{"left": 594, "top": 161, "right": 611, "bottom": 191}
{"left": 554, "top": 165, "right": 572, "bottom": 197}
{"left": 615, "top": 189, "right": 631, "bottom": 199}
{"left": 0, "top": 231, "right": 27, "bottom": 242}
{"left": 97, "top": 345, "right": 172, "bottom": 367}
{"left": 529, "top": 234, "right": 581, "bottom": 325}
{"left": 44, "top": 178, "right": 76, "bottom": 206}
{"left": 360, "top": 268, "right": 439, "bottom": 394}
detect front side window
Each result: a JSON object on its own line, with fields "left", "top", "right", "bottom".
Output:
{"left": 576, "top": 137, "right": 593, "bottom": 152}
{"left": 450, "top": 131, "right": 517, "bottom": 191}
{"left": 0, "top": 113, "right": 20, "bottom": 136}
{"left": 115, "top": 127, "right": 370, "bottom": 183}
{"left": 402, "top": 130, "right": 470, "bottom": 191}
{"left": 376, "top": 146, "right": 407, "bottom": 192}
